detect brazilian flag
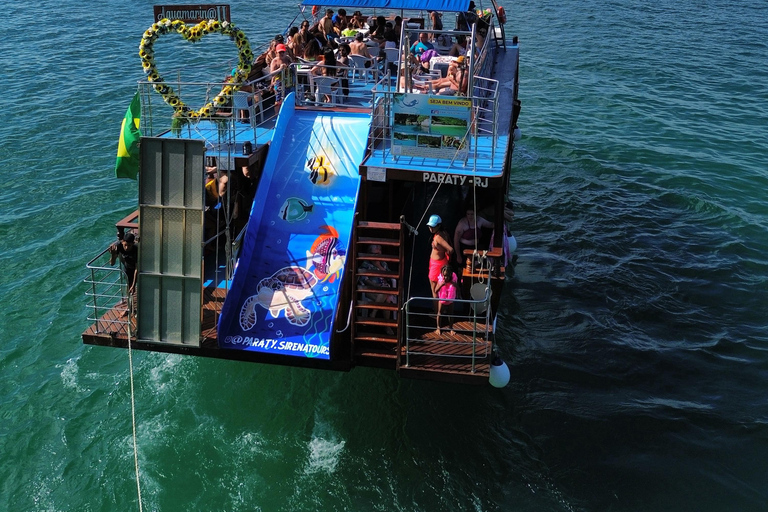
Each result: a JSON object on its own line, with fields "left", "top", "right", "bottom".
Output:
{"left": 115, "top": 92, "right": 141, "bottom": 180}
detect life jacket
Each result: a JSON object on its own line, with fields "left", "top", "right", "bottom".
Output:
{"left": 438, "top": 273, "right": 458, "bottom": 304}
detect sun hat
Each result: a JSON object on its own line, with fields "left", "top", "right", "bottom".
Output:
{"left": 456, "top": 55, "right": 465, "bottom": 65}
{"left": 427, "top": 214, "right": 442, "bottom": 227}
{"left": 276, "top": 43, "right": 287, "bottom": 52}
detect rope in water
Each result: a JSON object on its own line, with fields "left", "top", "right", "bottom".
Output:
{"left": 126, "top": 295, "right": 144, "bottom": 512}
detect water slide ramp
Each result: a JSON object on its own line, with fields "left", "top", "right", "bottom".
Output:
{"left": 218, "top": 100, "right": 369, "bottom": 360}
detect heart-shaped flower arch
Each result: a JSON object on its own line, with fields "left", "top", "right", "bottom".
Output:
{"left": 139, "top": 18, "right": 253, "bottom": 119}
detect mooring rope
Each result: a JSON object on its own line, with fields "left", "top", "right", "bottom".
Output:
{"left": 406, "top": 123, "right": 477, "bottom": 297}
{"left": 407, "top": 179, "right": 445, "bottom": 298}
{"left": 125, "top": 296, "right": 144, "bottom": 512}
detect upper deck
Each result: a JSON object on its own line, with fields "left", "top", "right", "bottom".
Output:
{"left": 137, "top": 15, "right": 520, "bottom": 188}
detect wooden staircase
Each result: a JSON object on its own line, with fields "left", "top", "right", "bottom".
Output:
{"left": 351, "top": 219, "right": 496, "bottom": 385}
{"left": 352, "top": 221, "right": 404, "bottom": 369}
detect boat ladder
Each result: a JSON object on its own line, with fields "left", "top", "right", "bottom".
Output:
{"left": 351, "top": 220, "right": 404, "bottom": 369}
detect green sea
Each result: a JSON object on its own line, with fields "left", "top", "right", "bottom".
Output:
{"left": 1, "top": 0, "right": 767, "bottom": 510}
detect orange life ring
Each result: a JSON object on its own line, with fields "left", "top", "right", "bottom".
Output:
{"left": 312, "top": 5, "right": 320, "bottom": 16}
{"left": 497, "top": 6, "right": 507, "bottom": 24}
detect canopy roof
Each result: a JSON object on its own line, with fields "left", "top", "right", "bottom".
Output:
{"left": 301, "top": 0, "right": 471, "bottom": 13}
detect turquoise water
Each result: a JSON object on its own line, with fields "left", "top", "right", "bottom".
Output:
{"left": 1, "top": 0, "right": 767, "bottom": 510}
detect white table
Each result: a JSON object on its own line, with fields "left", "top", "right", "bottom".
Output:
{"left": 429, "top": 55, "right": 456, "bottom": 77}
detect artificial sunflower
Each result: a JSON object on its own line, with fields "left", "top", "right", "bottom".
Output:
{"left": 139, "top": 19, "right": 253, "bottom": 118}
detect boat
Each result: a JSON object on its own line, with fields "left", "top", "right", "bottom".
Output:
{"left": 82, "top": 1, "right": 521, "bottom": 386}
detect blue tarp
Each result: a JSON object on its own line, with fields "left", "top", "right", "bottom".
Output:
{"left": 217, "top": 97, "right": 368, "bottom": 360}
{"left": 301, "top": 0, "right": 471, "bottom": 13}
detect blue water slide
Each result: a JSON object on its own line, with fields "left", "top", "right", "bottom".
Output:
{"left": 217, "top": 95, "right": 370, "bottom": 360}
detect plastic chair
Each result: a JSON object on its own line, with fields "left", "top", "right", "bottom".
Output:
{"left": 232, "top": 90, "right": 256, "bottom": 125}
{"left": 311, "top": 76, "right": 341, "bottom": 104}
{"left": 412, "top": 74, "right": 433, "bottom": 94}
{"left": 349, "top": 54, "right": 375, "bottom": 83}
{"left": 382, "top": 48, "right": 400, "bottom": 75}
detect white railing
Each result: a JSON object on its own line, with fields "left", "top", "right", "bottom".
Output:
{"left": 84, "top": 248, "right": 133, "bottom": 335}
{"left": 402, "top": 285, "right": 492, "bottom": 373}
{"left": 137, "top": 70, "right": 281, "bottom": 140}
{"left": 368, "top": 83, "right": 501, "bottom": 165}
{"left": 472, "top": 76, "right": 500, "bottom": 159}
{"left": 290, "top": 62, "right": 380, "bottom": 109}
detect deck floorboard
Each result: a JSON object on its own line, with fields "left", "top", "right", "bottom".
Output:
{"left": 84, "top": 290, "right": 492, "bottom": 384}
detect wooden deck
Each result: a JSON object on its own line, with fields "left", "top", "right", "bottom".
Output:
{"left": 82, "top": 286, "right": 224, "bottom": 349}
{"left": 83, "top": 290, "right": 494, "bottom": 385}
{"left": 82, "top": 285, "right": 353, "bottom": 372}
{"left": 398, "top": 320, "right": 493, "bottom": 385}
{"left": 82, "top": 300, "right": 137, "bottom": 342}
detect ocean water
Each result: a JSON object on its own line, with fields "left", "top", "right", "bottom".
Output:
{"left": 1, "top": 0, "right": 767, "bottom": 510}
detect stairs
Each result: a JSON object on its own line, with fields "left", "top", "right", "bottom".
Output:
{"left": 350, "top": 219, "right": 495, "bottom": 385}
{"left": 352, "top": 221, "right": 404, "bottom": 369}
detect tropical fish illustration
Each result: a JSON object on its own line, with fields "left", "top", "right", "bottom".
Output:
{"left": 279, "top": 197, "right": 314, "bottom": 223}
{"left": 238, "top": 266, "right": 318, "bottom": 329}
{"left": 307, "top": 155, "right": 333, "bottom": 185}
{"left": 305, "top": 225, "right": 346, "bottom": 283}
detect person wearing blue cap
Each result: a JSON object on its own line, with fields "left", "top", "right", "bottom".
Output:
{"left": 426, "top": 214, "right": 453, "bottom": 297}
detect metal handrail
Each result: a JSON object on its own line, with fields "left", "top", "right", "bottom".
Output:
{"left": 335, "top": 300, "right": 354, "bottom": 333}
{"left": 368, "top": 84, "right": 502, "bottom": 167}
{"left": 84, "top": 248, "right": 133, "bottom": 334}
{"left": 291, "top": 62, "right": 380, "bottom": 109}
{"left": 402, "top": 285, "right": 492, "bottom": 371}
{"left": 137, "top": 71, "right": 280, "bottom": 139}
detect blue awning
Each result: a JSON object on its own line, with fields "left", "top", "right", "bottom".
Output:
{"left": 301, "top": 0, "right": 471, "bottom": 13}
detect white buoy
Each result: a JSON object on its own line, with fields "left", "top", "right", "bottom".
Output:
{"left": 470, "top": 283, "right": 489, "bottom": 315}
{"left": 507, "top": 234, "right": 517, "bottom": 253}
{"left": 513, "top": 127, "right": 522, "bottom": 141}
{"left": 489, "top": 356, "right": 510, "bottom": 388}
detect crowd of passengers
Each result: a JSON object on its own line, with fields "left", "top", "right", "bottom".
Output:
{"left": 237, "top": 3, "right": 491, "bottom": 105}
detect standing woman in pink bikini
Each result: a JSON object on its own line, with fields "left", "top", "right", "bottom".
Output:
{"left": 426, "top": 215, "right": 454, "bottom": 297}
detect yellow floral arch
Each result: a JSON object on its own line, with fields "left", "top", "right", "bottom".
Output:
{"left": 138, "top": 19, "right": 253, "bottom": 119}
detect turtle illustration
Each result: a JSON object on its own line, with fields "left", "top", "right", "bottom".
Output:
{"left": 238, "top": 266, "right": 317, "bottom": 330}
